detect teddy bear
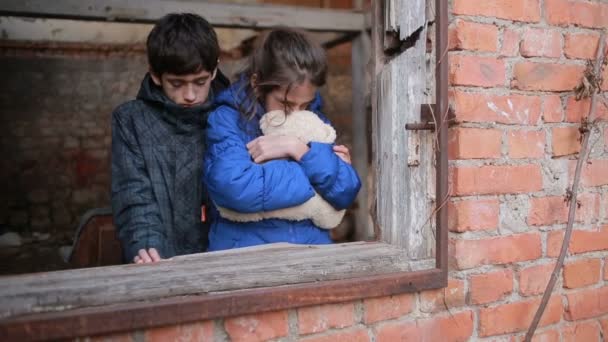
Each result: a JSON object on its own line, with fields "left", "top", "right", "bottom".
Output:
{"left": 215, "top": 110, "right": 346, "bottom": 229}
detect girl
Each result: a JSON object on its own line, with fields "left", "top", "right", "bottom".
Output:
{"left": 203, "top": 28, "right": 361, "bottom": 251}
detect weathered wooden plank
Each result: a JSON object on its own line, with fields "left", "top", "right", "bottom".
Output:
{"left": 0, "top": 242, "right": 418, "bottom": 319}
{"left": 0, "top": 0, "right": 365, "bottom": 32}
{"left": 385, "top": 0, "right": 426, "bottom": 40}
{"left": 376, "top": 0, "right": 434, "bottom": 260}
{"left": 0, "top": 268, "right": 444, "bottom": 341}
{"left": 0, "top": 16, "right": 348, "bottom": 49}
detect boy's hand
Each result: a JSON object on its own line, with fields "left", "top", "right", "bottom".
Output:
{"left": 133, "top": 248, "right": 162, "bottom": 264}
{"left": 247, "top": 136, "right": 309, "bottom": 163}
{"left": 333, "top": 145, "right": 351, "bottom": 164}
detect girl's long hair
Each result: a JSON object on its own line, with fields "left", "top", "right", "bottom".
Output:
{"left": 237, "top": 27, "right": 328, "bottom": 120}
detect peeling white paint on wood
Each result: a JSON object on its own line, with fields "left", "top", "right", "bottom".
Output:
{"left": 375, "top": 0, "right": 435, "bottom": 260}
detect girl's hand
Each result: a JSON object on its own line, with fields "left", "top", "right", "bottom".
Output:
{"left": 247, "top": 135, "right": 309, "bottom": 163}
{"left": 333, "top": 145, "right": 351, "bottom": 164}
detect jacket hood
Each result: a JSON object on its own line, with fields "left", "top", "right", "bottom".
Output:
{"left": 214, "top": 76, "right": 324, "bottom": 120}
{"left": 136, "top": 72, "right": 229, "bottom": 132}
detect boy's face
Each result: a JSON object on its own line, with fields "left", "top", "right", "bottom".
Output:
{"left": 151, "top": 68, "right": 217, "bottom": 107}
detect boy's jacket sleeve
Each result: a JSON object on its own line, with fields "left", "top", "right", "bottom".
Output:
{"left": 204, "top": 106, "right": 316, "bottom": 213}
{"left": 111, "top": 107, "right": 166, "bottom": 261}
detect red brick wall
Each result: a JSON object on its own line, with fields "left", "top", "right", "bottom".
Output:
{"left": 0, "top": 46, "right": 147, "bottom": 273}
{"left": 81, "top": 0, "right": 608, "bottom": 340}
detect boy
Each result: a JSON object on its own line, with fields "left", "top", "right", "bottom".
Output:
{"left": 111, "top": 13, "right": 229, "bottom": 263}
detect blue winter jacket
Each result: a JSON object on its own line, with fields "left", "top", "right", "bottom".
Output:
{"left": 203, "top": 80, "right": 362, "bottom": 251}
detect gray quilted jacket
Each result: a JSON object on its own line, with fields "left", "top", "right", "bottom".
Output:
{"left": 111, "top": 72, "right": 229, "bottom": 262}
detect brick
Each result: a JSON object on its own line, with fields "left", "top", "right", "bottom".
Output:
{"left": 545, "top": 0, "right": 608, "bottom": 29}
{"left": 450, "top": 233, "right": 542, "bottom": 269}
{"left": 451, "top": 91, "right": 542, "bottom": 125}
{"left": 564, "top": 32, "right": 606, "bottom": 59}
{"left": 565, "top": 96, "right": 608, "bottom": 123}
{"left": 324, "top": 0, "right": 353, "bottom": 9}
{"left": 448, "top": 198, "right": 500, "bottom": 232}
{"left": 478, "top": 296, "right": 562, "bottom": 337}
{"left": 547, "top": 230, "right": 564, "bottom": 258}
{"left": 563, "top": 321, "right": 600, "bottom": 342}
{"left": 453, "top": 0, "right": 541, "bottom": 22}
{"left": 508, "top": 130, "right": 545, "bottom": 159}
{"left": 542, "top": 95, "right": 563, "bottom": 123}
{"left": 520, "top": 28, "right": 562, "bottom": 58}
{"left": 501, "top": 28, "right": 521, "bottom": 57}
{"left": 512, "top": 62, "right": 585, "bottom": 91}
{"left": 449, "top": 127, "right": 502, "bottom": 159}
{"left": 27, "top": 189, "right": 49, "bottom": 204}
{"left": 420, "top": 279, "right": 466, "bottom": 313}
{"left": 452, "top": 165, "right": 543, "bottom": 196}
{"left": 575, "top": 194, "right": 601, "bottom": 223}
{"left": 224, "top": 310, "right": 288, "bottom": 342}
{"left": 528, "top": 194, "right": 600, "bottom": 226}
{"left": 89, "top": 332, "right": 133, "bottom": 342}
{"left": 603, "top": 193, "right": 608, "bottom": 222}
{"left": 145, "top": 321, "right": 213, "bottom": 342}
{"left": 601, "top": 317, "right": 608, "bottom": 338}
{"left": 570, "top": 226, "right": 608, "bottom": 254}
{"left": 301, "top": 329, "right": 370, "bottom": 342}
{"left": 526, "top": 328, "right": 559, "bottom": 342}
{"left": 376, "top": 311, "right": 473, "bottom": 342}
{"left": 450, "top": 20, "right": 498, "bottom": 52}
{"left": 363, "top": 293, "right": 414, "bottom": 324}
{"left": 8, "top": 211, "right": 28, "bottom": 226}
{"left": 580, "top": 160, "right": 608, "bottom": 187}
{"left": 605, "top": 128, "right": 608, "bottom": 153}
{"left": 298, "top": 303, "right": 355, "bottom": 335}
{"left": 528, "top": 196, "right": 568, "bottom": 226}
{"left": 519, "top": 263, "right": 554, "bottom": 296}
{"left": 563, "top": 258, "right": 601, "bottom": 289}
{"left": 469, "top": 269, "right": 513, "bottom": 304}
{"left": 605, "top": 258, "right": 608, "bottom": 281}
{"left": 450, "top": 55, "right": 506, "bottom": 87}
{"left": 375, "top": 320, "right": 421, "bottom": 342}
{"left": 565, "top": 286, "right": 608, "bottom": 320}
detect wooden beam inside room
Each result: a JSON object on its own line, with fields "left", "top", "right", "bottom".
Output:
{"left": 0, "top": 0, "right": 366, "bottom": 32}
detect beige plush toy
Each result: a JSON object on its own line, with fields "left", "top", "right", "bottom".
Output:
{"left": 216, "top": 110, "right": 346, "bottom": 229}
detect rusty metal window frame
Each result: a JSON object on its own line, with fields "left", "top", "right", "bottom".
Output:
{"left": 0, "top": 1, "right": 449, "bottom": 340}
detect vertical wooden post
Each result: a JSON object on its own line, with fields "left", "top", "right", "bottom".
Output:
{"left": 373, "top": 0, "right": 434, "bottom": 259}
{"left": 351, "top": 0, "right": 372, "bottom": 241}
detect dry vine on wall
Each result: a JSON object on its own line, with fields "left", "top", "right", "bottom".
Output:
{"left": 525, "top": 30, "right": 608, "bottom": 342}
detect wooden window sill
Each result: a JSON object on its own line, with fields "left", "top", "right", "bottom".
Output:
{"left": 0, "top": 242, "right": 444, "bottom": 340}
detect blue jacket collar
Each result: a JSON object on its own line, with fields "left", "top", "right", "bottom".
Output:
{"left": 215, "top": 75, "right": 324, "bottom": 120}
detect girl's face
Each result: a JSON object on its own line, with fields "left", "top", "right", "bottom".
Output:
{"left": 264, "top": 80, "right": 316, "bottom": 114}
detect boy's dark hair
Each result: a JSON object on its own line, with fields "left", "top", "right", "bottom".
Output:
{"left": 147, "top": 13, "right": 220, "bottom": 76}
{"left": 239, "top": 27, "right": 328, "bottom": 120}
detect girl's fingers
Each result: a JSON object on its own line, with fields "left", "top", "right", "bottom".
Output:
{"left": 246, "top": 137, "right": 259, "bottom": 149}
{"left": 333, "top": 145, "right": 347, "bottom": 152}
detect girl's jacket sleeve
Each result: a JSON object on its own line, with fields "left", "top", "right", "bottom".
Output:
{"left": 204, "top": 106, "right": 316, "bottom": 213}
{"left": 298, "top": 112, "right": 362, "bottom": 210}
